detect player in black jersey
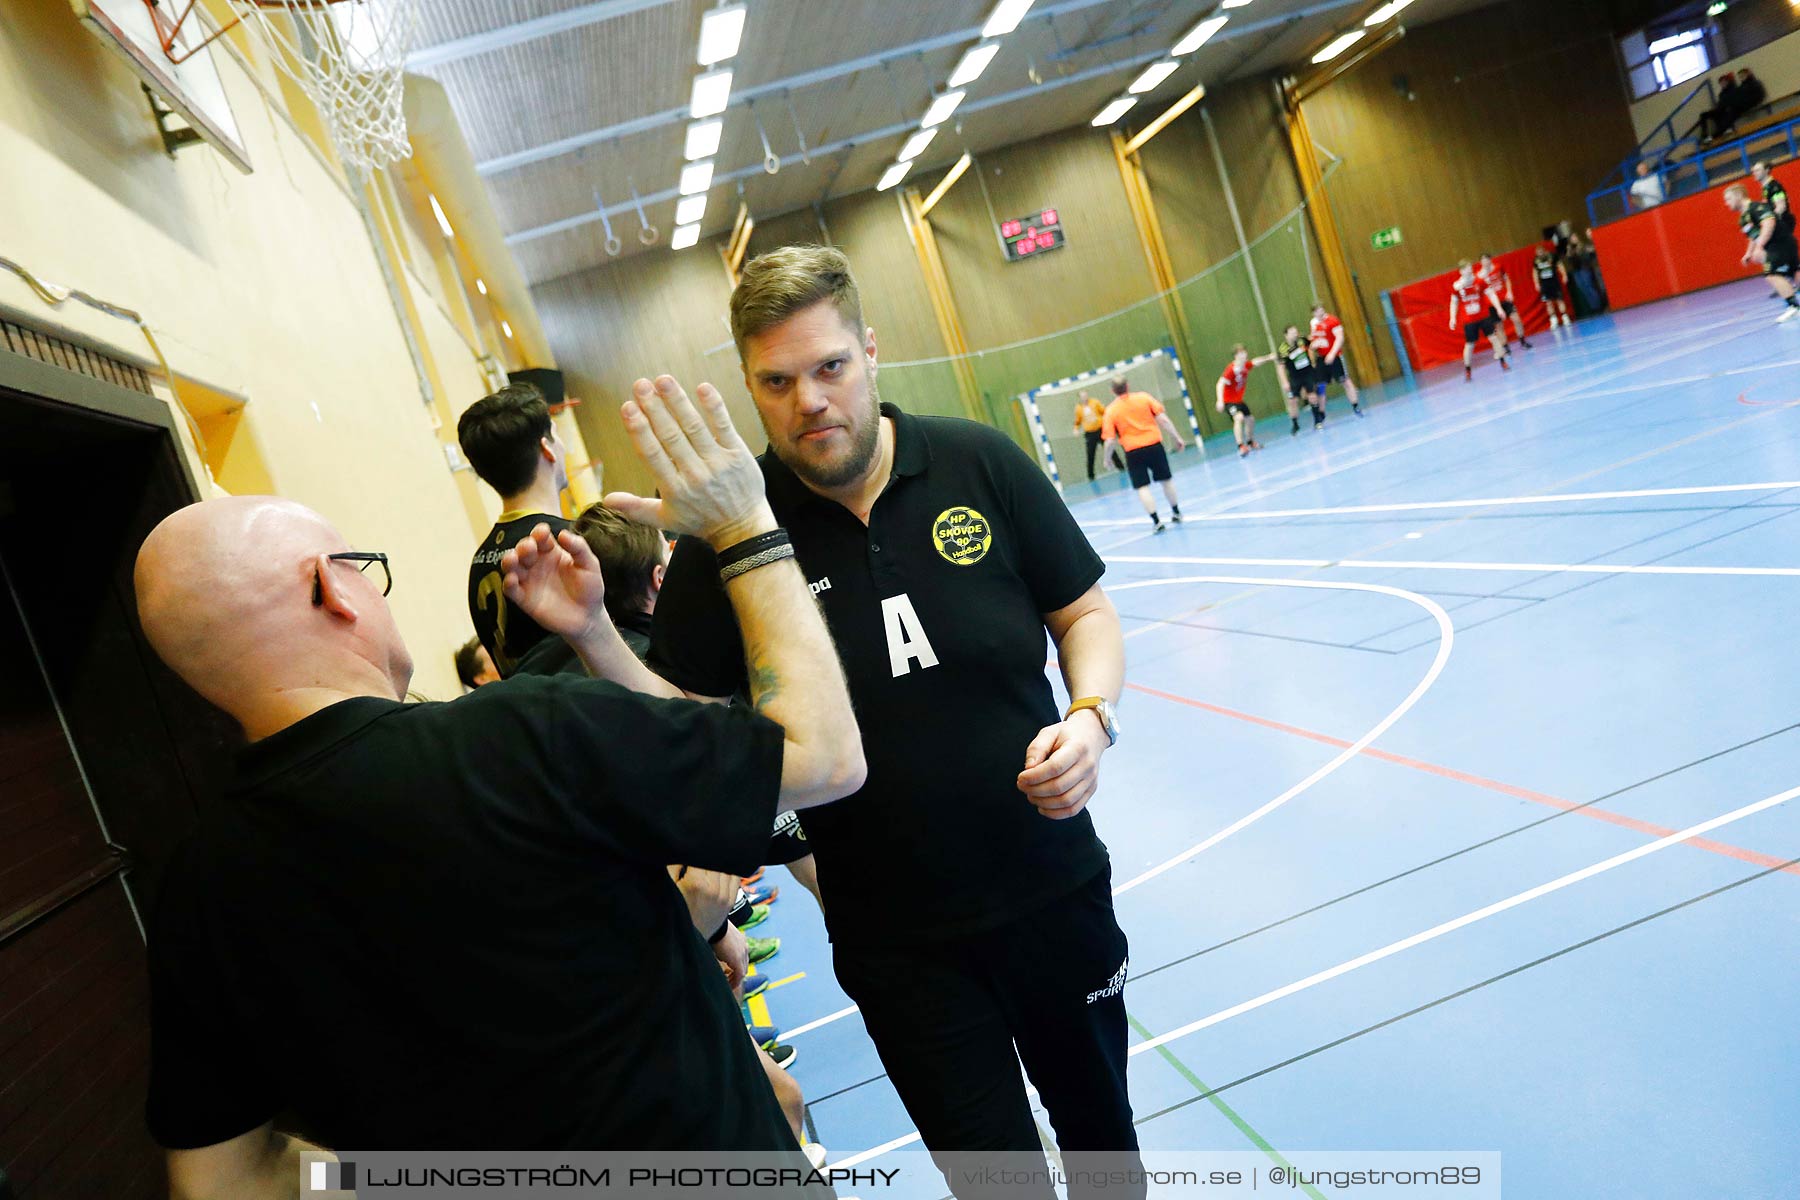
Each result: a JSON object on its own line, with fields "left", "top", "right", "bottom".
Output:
{"left": 1275, "top": 323, "right": 1323, "bottom": 434}
{"left": 1533, "top": 247, "right": 1572, "bottom": 329}
{"left": 457, "top": 383, "right": 577, "bottom": 676}
{"left": 1752, "top": 162, "right": 1791, "bottom": 234}
{"left": 1725, "top": 184, "right": 1800, "bottom": 322}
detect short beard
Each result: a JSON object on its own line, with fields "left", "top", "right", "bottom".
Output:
{"left": 776, "top": 372, "right": 883, "bottom": 491}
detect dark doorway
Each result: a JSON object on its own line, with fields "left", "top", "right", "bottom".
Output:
{"left": 0, "top": 345, "right": 239, "bottom": 1198}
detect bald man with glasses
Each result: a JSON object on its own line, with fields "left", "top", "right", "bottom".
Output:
{"left": 133, "top": 382, "right": 860, "bottom": 1197}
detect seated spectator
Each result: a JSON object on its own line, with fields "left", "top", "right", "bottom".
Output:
{"left": 1630, "top": 159, "right": 1666, "bottom": 210}
{"left": 1700, "top": 73, "right": 1741, "bottom": 142}
{"left": 453, "top": 635, "right": 500, "bottom": 690}
{"left": 1736, "top": 68, "right": 1766, "bottom": 120}
{"left": 571, "top": 503, "right": 669, "bottom": 660}
{"left": 133, "top": 375, "right": 861, "bottom": 1191}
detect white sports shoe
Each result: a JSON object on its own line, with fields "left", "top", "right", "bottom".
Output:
{"left": 1778, "top": 305, "right": 1799, "bottom": 323}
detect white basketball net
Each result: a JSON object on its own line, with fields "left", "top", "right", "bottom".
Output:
{"left": 233, "top": 0, "right": 421, "bottom": 176}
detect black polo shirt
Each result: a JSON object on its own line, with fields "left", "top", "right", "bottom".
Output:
{"left": 143, "top": 676, "right": 814, "bottom": 1158}
{"left": 649, "top": 403, "right": 1110, "bottom": 946}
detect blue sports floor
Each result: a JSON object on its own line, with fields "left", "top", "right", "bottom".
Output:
{"left": 746, "top": 279, "right": 1800, "bottom": 1198}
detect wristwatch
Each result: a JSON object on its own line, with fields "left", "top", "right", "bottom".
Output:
{"left": 1065, "top": 696, "right": 1119, "bottom": 746}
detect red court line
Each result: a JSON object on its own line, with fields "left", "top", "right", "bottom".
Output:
{"left": 1125, "top": 681, "right": 1800, "bottom": 877}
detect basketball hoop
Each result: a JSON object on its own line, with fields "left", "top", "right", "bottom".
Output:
{"left": 142, "top": 0, "right": 420, "bottom": 176}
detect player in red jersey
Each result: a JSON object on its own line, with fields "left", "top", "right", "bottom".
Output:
{"left": 1450, "top": 259, "right": 1510, "bottom": 381}
{"left": 1308, "top": 303, "right": 1362, "bottom": 417}
{"left": 1477, "top": 253, "right": 1533, "bottom": 349}
{"left": 1214, "top": 344, "right": 1277, "bottom": 457}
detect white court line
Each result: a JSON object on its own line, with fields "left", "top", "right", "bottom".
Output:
{"left": 779, "top": 1004, "right": 859, "bottom": 1041}
{"left": 1107, "top": 554, "right": 1800, "bottom": 578}
{"left": 833, "top": 779, "right": 1800, "bottom": 1167}
{"left": 1078, "top": 481, "right": 1800, "bottom": 526}
{"left": 797, "top": 547, "right": 1796, "bottom": 1042}
{"left": 832, "top": 1130, "right": 923, "bottom": 1169}
{"left": 1107, "top": 576, "right": 1454, "bottom": 897}
{"left": 1127, "top": 781, "right": 1800, "bottom": 1057}
{"left": 797, "top": 572, "right": 1447, "bottom": 1043}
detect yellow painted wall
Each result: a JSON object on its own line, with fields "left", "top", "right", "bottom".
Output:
{"left": 0, "top": 0, "right": 499, "bottom": 699}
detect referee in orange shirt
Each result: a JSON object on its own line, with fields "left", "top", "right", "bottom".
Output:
{"left": 1100, "top": 377, "right": 1187, "bottom": 533}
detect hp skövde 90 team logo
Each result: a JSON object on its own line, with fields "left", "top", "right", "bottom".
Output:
{"left": 931, "top": 506, "right": 991, "bottom": 566}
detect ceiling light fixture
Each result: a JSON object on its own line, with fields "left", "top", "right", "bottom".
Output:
{"left": 922, "top": 90, "right": 966, "bottom": 128}
{"left": 877, "top": 161, "right": 912, "bottom": 191}
{"left": 675, "top": 193, "right": 707, "bottom": 226}
{"left": 1091, "top": 96, "right": 1138, "bottom": 126}
{"left": 1171, "top": 15, "right": 1229, "bottom": 55}
{"left": 684, "top": 118, "right": 723, "bottom": 160}
{"left": 670, "top": 223, "right": 701, "bottom": 250}
{"left": 428, "top": 193, "right": 454, "bottom": 238}
{"left": 981, "top": 0, "right": 1035, "bottom": 38}
{"left": 1364, "top": 0, "right": 1416, "bottom": 24}
{"left": 898, "top": 127, "right": 938, "bottom": 161}
{"left": 689, "top": 68, "right": 733, "bottom": 118}
{"left": 501, "top": 320, "right": 514, "bottom": 338}
{"left": 696, "top": 2, "right": 747, "bottom": 66}
{"left": 1129, "top": 60, "right": 1180, "bottom": 94}
{"left": 1221, "top": 0, "right": 1256, "bottom": 8}
{"left": 679, "top": 159, "right": 714, "bottom": 195}
{"left": 1311, "top": 29, "right": 1366, "bottom": 62}
{"left": 948, "top": 41, "right": 1001, "bottom": 88}
{"left": 474, "top": 278, "right": 487, "bottom": 295}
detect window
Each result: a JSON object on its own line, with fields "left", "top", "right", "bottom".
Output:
{"left": 1621, "top": 24, "right": 1714, "bottom": 99}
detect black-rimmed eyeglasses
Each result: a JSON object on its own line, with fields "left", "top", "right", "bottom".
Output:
{"left": 312, "top": 551, "right": 392, "bottom": 607}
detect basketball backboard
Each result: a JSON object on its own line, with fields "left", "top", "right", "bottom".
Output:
{"left": 71, "top": 0, "right": 252, "bottom": 174}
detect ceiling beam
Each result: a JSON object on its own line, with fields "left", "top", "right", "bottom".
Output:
{"left": 475, "top": 0, "right": 1122, "bottom": 178}
{"left": 505, "top": 45, "right": 1172, "bottom": 247}
{"left": 407, "top": 0, "right": 682, "bottom": 71}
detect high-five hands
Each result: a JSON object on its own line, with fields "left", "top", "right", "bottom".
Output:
{"left": 602, "top": 376, "right": 774, "bottom": 549}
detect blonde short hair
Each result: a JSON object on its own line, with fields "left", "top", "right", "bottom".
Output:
{"left": 729, "top": 245, "right": 865, "bottom": 358}
{"left": 1725, "top": 184, "right": 1748, "bottom": 203}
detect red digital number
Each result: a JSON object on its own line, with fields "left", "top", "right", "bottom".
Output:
{"left": 1018, "top": 238, "right": 1036, "bottom": 254}
{"left": 1001, "top": 220, "right": 1021, "bottom": 238}
{"left": 1041, "top": 208, "right": 1057, "bottom": 226}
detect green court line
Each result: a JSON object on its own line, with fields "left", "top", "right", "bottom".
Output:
{"left": 1126, "top": 1012, "right": 1327, "bottom": 1200}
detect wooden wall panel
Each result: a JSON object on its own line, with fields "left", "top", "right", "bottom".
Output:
{"left": 1298, "top": 0, "right": 1640, "bottom": 374}
{"left": 1721, "top": 0, "right": 1800, "bottom": 60}
{"left": 826, "top": 187, "right": 951, "bottom": 366}
{"left": 929, "top": 130, "right": 1157, "bottom": 350}
{"left": 534, "top": 243, "right": 752, "bottom": 500}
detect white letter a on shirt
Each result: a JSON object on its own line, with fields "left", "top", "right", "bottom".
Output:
{"left": 881, "top": 594, "right": 939, "bottom": 677}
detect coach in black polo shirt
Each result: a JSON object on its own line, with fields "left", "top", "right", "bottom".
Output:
{"left": 646, "top": 246, "right": 1136, "bottom": 1190}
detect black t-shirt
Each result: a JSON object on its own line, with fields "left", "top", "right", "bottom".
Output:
{"left": 649, "top": 404, "right": 1110, "bottom": 946}
{"left": 1534, "top": 254, "right": 1558, "bottom": 284}
{"left": 469, "top": 512, "right": 575, "bottom": 677}
{"left": 1740, "top": 199, "right": 1779, "bottom": 241}
{"left": 144, "top": 676, "right": 805, "bottom": 1154}
{"left": 1762, "top": 178, "right": 1794, "bottom": 236}
{"left": 1278, "top": 338, "right": 1312, "bottom": 377}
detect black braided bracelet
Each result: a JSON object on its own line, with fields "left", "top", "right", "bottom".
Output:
{"left": 717, "top": 528, "right": 790, "bottom": 569}
{"left": 717, "top": 528, "right": 795, "bottom": 582}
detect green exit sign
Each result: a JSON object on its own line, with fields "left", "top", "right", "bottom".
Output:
{"left": 1370, "top": 226, "right": 1403, "bottom": 250}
